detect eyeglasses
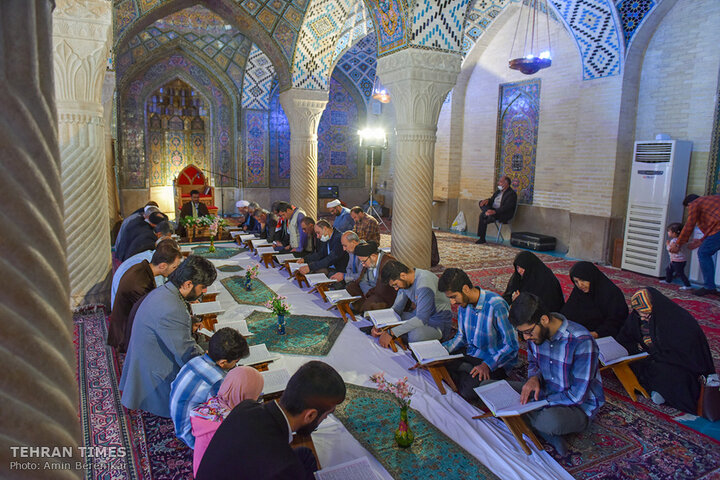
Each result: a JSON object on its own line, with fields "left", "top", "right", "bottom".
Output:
{"left": 358, "top": 256, "right": 371, "bottom": 265}
{"left": 517, "top": 323, "right": 539, "bottom": 337}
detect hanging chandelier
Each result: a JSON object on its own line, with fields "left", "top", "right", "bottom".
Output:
{"left": 371, "top": 75, "right": 390, "bottom": 104}
{"left": 508, "top": 0, "right": 553, "bottom": 75}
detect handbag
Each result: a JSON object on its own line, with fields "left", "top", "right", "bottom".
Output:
{"left": 697, "top": 374, "right": 720, "bottom": 422}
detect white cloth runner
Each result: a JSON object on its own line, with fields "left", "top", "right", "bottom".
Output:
{"left": 205, "top": 256, "right": 572, "bottom": 480}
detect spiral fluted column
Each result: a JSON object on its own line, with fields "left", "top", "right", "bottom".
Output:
{"left": 53, "top": 0, "right": 113, "bottom": 307}
{"left": 278, "top": 89, "right": 329, "bottom": 219}
{"left": 377, "top": 48, "right": 461, "bottom": 268}
{"left": 0, "top": 0, "right": 82, "bottom": 477}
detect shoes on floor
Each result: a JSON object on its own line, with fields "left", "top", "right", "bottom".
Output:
{"left": 659, "top": 280, "right": 669, "bottom": 284}
{"left": 537, "top": 430, "right": 568, "bottom": 456}
{"left": 693, "top": 287, "right": 717, "bottom": 296}
{"left": 679, "top": 286, "right": 693, "bottom": 291}
{"left": 650, "top": 391, "right": 666, "bottom": 405}
{"left": 475, "top": 239, "right": 486, "bottom": 245}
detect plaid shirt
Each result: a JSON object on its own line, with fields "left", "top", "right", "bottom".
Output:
{"left": 442, "top": 289, "right": 518, "bottom": 370}
{"left": 354, "top": 214, "right": 380, "bottom": 244}
{"left": 678, "top": 195, "right": 720, "bottom": 246}
{"left": 170, "top": 354, "right": 225, "bottom": 448}
{"left": 527, "top": 315, "right": 604, "bottom": 418}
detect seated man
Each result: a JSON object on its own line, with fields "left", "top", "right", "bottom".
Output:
{"left": 347, "top": 241, "right": 397, "bottom": 312}
{"left": 350, "top": 206, "right": 380, "bottom": 244}
{"left": 327, "top": 199, "right": 354, "bottom": 233}
{"left": 115, "top": 205, "right": 161, "bottom": 261}
{"left": 180, "top": 189, "right": 210, "bottom": 219}
{"left": 115, "top": 201, "right": 158, "bottom": 248}
{"left": 236, "top": 200, "right": 259, "bottom": 233}
{"left": 111, "top": 236, "right": 177, "bottom": 305}
{"left": 125, "top": 219, "right": 173, "bottom": 261}
{"left": 118, "top": 211, "right": 169, "bottom": 262}
{"left": 253, "top": 208, "right": 281, "bottom": 243}
{"left": 373, "top": 260, "right": 453, "bottom": 347}
{"left": 476, "top": 175, "right": 517, "bottom": 244}
{"left": 196, "top": 361, "right": 346, "bottom": 480}
{"left": 170, "top": 327, "right": 250, "bottom": 449}
{"left": 108, "top": 240, "right": 183, "bottom": 352}
{"left": 297, "top": 219, "right": 348, "bottom": 275}
{"left": 298, "top": 216, "right": 317, "bottom": 257}
{"left": 330, "top": 231, "right": 364, "bottom": 284}
{"left": 273, "top": 201, "right": 306, "bottom": 254}
{"left": 438, "top": 268, "right": 519, "bottom": 401}
{"left": 507, "top": 292, "right": 604, "bottom": 455}
{"left": 119, "top": 255, "right": 217, "bottom": 418}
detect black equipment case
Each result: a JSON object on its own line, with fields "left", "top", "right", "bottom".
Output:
{"left": 510, "top": 232, "right": 557, "bottom": 252}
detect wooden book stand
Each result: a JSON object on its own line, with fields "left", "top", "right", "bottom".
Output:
{"left": 293, "top": 271, "right": 309, "bottom": 288}
{"left": 308, "top": 280, "right": 335, "bottom": 302}
{"left": 418, "top": 360, "right": 458, "bottom": 395}
{"left": 260, "top": 252, "right": 276, "bottom": 269}
{"left": 600, "top": 358, "right": 649, "bottom": 401}
{"left": 327, "top": 299, "right": 357, "bottom": 322}
{"left": 472, "top": 411, "right": 544, "bottom": 455}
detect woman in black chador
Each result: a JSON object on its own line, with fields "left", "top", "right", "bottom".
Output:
{"left": 617, "top": 287, "right": 715, "bottom": 413}
{"left": 561, "top": 261, "right": 628, "bottom": 338}
{"left": 503, "top": 251, "right": 564, "bottom": 312}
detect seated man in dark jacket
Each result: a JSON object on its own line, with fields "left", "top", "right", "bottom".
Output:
{"left": 119, "top": 212, "right": 168, "bottom": 262}
{"left": 253, "top": 208, "right": 280, "bottom": 243}
{"left": 476, "top": 175, "right": 517, "bottom": 244}
{"left": 196, "top": 361, "right": 346, "bottom": 480}
{"left": 297, "top": 219, "right": 348, "bottom": 275}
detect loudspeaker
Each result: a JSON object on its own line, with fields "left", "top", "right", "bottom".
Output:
{"left": 365, "top": 148, "right": 382, "bottom": 166}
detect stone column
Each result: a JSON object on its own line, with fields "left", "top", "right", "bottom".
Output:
{"left": 0, "top": 0, "right": 82, "bottom": 477}
{"left": 377, "top": 48, "right": 461, "bottom": 268}
{"left": 278, "top": 89, "right": 329, "bottom": 219}
{"left": 53, "top": 0, "right": 113, "bottom": 307}
{"left": 102, "top": 70, "right": 121, "bottom": 231}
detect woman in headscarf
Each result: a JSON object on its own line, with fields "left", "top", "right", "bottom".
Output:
{"left": 560, "top": 262, "right": 628, "bottom": 338}
{"left": 190, "top": 366, "right": 264, "bottom": 476}
{"left": 503, "top": 251, "right": 565, "bottom": 312}
{"left": 617, "top": 287, "right": 715, "bottom": 413}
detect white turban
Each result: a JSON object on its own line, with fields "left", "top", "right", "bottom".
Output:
{"left": 236, "top": 200, "right": 250, "bottom": 208}
{"left": 326, "top": 199, "right": 341, "bottom": 208}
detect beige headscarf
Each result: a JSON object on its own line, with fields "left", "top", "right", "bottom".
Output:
{"left": 217, "top": 366, "right": 264, "bottom": 410}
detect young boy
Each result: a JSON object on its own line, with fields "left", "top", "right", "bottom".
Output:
{"left": 663, "top": 223, "right": 692, "bottom": 290}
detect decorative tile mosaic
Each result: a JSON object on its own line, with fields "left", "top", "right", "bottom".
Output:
{"left": 241, "top": 44, "right": 276, "bottom": 110}
{"left": 243, "top": 310, "right": 346, "bottom": 356}
{"left": 269, "top": 75, "right": 365, "bottom": 186}
{"left": 119, "top": 53, "right": 236, "bottom": 188}
{"left": 411, "top": 0, "right": 470, "bottom": 52}
{"left": 461, "top": 0, "right": 512, "bottom": 56}
{"left": 615, "top": 0, "right": 656, "bottom": 46}
{"left": 244, "top": 109, "right": 270, "bottom": 187}
{"left": 292, "top": 0, "right": 354, "bottom": 89}
{"left": 335, "top": 33, "right": 378, "bottom": 104}
{"left": 365, "top": 0, "right": 407, "bottom": 55}
{"left": 496, "top": 79, "right": 540, "bottom": 204}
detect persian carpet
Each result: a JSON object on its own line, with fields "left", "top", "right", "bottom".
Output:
{"left": 333, "top": 384, "right": 500, "bottom": 480}
{"left": 244, "top": 310, "right": 345, "bottom": 356}
{"left": 191, "top": 245, "right": 246, "bottom": 259}
{"left": 217, "top": 264, "right": 244, "bottom": 273}
{"left": 220, "top": 275, "right": 277, "bottom": 306}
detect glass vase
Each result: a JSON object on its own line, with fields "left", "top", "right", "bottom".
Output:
{"left": 208, "top": 237, "right": 216, "bottom": 253}
{"left": 394, "top": 405, "right": 414, "bottom": 448}
{"left": 244, "top": 275, "right": 253, "bottom": 291}
{"left": 277, "top": 314, "right": 286, "bottom": 335}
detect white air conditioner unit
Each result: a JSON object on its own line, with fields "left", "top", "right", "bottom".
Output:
{"left": 621, "top": 140, "right": 692, "bottom": 277}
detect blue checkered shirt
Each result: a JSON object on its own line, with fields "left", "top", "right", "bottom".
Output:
{"left": 169, "top": 354, "right": 225, "bottom": 448}
{"left": 442, "top": 289, "right": 518, "bottom": 370}
{"left": 527, "top": 315, "right": 605, "bottom": 418}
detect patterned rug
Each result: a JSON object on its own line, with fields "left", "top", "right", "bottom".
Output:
{"left": 333, "top": 384, "right": 499, "bottom": 480}
{"left": 244, "top": 310, "right": 345, "bottom": 356}
{"left": 220, "top": 275, "right": 277, "bottom": 306}
{"left": 191, "top": 245, "right": 246, "bottom": 259}
{"left": 217, "top": 264, "right": 244, "bottom": 272}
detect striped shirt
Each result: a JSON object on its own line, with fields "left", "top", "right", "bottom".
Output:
{"left": 527, "top": 315, "right": 604, "bottom": 418}
{"left": 170, "top": 354, "right": 225, "bottom": 448}
{"left": 442, "top": 289, "right": 518, "bottom": 370}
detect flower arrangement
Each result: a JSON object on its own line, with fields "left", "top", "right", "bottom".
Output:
{"left": 370, "top": 372, "right": 414, "bottom": 408}
{"left": 245, "top": 264, "right": 260, "bottom": 280}
{"left": 180, "top": 215, "right": 228, "bottom": 229}
{"left": 264, "top": 294, "right": 291, "bottom": 316}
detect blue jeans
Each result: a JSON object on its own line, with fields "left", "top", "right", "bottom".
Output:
{"left": 698, "top": 230, "right": 720, "bottom": 290}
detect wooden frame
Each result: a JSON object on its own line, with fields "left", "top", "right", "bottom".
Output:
{"left": 600, "top": 359, "right": 650, "bottom": 401}
{"left": 472, "top": 411, "right": 544, "bottom": 455}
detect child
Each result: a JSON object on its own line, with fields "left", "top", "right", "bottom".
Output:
{"left": 663, "top": 223, "right": 692, "bottom": 290}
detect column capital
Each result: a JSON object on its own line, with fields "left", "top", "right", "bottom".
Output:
{"left": 278, "top": 88, "right": 329, "bottom": 139}
{"left": 53, "top": 0, "right": 112, "bottom": 41}
{"left": 377, "top": 48, "right": 461, "bottom": 130}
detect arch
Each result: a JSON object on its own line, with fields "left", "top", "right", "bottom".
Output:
{"left": 118, "top": 47, "right": 239, "bottom": 188}
{"left": 113, "top": 0, "right": 293, "bottom": 90}
{"left": 242, "top": 44, "right": 276, "bottom": 110}
{"left": 328, "top": 32, "right": 378, "bottom": 106}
